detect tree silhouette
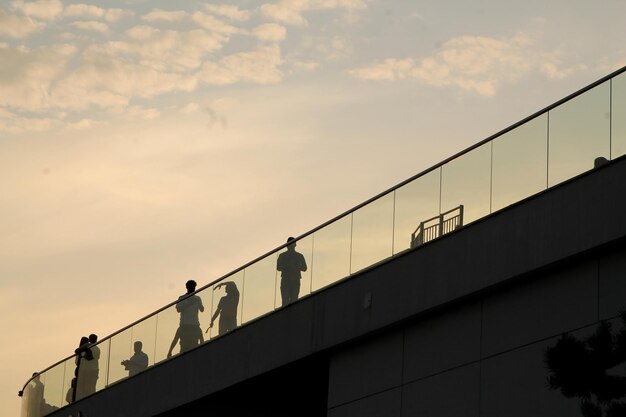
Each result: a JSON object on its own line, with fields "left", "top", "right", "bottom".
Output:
{"left": 545, "top": 312, "right": 626, "bottom": 417}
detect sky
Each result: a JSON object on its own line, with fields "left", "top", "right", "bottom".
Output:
{"left": 1, "top": 0, "right": 626, "bottom": 415}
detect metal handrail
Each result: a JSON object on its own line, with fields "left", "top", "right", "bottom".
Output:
{"left": 411, "top": 205, "right": 464, "bottom": 248}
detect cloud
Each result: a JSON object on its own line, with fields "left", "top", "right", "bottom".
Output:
{"left": 253, "top": 23, "right": 287, "bottom": 42}
{"left": 291, "top": 60, "right": 320, "bottom": 71}
{"left": 47, "top": 46, "right": 197, "bottom": 111}
{"left": 0, "top": 17, "right": 284, "bottom": 124}
{"left": 0, "top": 11, "right": 42, "bottom": 38}
{"left": 180, "top": 102, "right": 200, "bottom": 114}
{"left": 349, "top": 33, "right": 586, "bottom": 97}
{"left": 64, "top": 4, "right": 104, "bottom": 19}
{"left": 10, "top": 0, "right": 63, "bottom": 21}
{"left": 539, "top": 55, "right": 588, "bottom": 80}
{"left": 71, "top": 20, "right": 109, "bottom": 33}
{"left": 201, "top": 45, "right": 283, "bottom": 85}
{"left": 110, "top": 26, "right": 226, "bottom": 71}
{"left": 64, "top": 4, "right": 132, "bottom": 22}
{"left": 300, "top": 35, "right": 353, "bottom": 61}
{"left": 191, "top": 12, "right": 244, "bottom": 35}
{"left": 124, "top": 105, "right": 161, "bottom": 120}
{"left": 0, "top": 43, "right": 77, "bottom": 111}
{"left": 350, "top": 58, "right": 414, "bottom": 81}
{"left": 103, "top": 8, "right": 132, "bottom": 22}
{"left": 143, "top": 9, "right": 188, "bottom": 23}
{"left": 202, "top": 4, "right": 250, "bottom": 21}
{"left": 0, "top": 108, "right": 63, "bottom": 133}
{"left": 260, "top": 0, "right": 367, "bottom": 26}
{"left": 65, "top": 118, "right": 102, "bottom": 130}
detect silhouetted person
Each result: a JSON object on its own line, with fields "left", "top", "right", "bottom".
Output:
{"left": 74, "top": 336, "right": 92, "bottom": 401}
{"left": 26, "top": 372, "right": 44, "bottom": 417}
{"left": 166, "top": 327, "right": 180, "bottom": 358}
{"left": 209, "top": 281, "right": 239, "bottom": 335}
{"left": 174, "top": 280, "right": 205, "bottom": 353}
{"left": 277, "top": 237, "right": 307, "bottom": 306}
{"left": 80, "top": 333, "right": 100, "bottom": 396}
{"left": 121, "top": 341, "right": 149, "bottom": 376}
{"left": 66, "top": 377, "right": 76, "bottom": 404}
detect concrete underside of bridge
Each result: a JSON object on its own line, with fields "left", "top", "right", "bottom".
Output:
{"left": 53, "top": 155, "right": 626, "bottom": 417}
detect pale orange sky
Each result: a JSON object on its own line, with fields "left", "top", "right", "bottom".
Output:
{"left": 2, "top": 0, "right": 626, "bottom": 416}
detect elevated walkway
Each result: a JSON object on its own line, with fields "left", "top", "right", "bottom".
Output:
{"left": 20, "top": 66, "right": 626, "bottom": 417}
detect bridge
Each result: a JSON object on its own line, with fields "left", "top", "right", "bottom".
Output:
{"left": 20, "top": 65, "right": 626, "bottom": 417}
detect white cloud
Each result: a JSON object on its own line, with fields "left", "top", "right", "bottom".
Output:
{"left": 71, "top": 20, "right": 109, "bottom": 33}
{"left": 291, "top": 60, "right": 320, "bottom": 71}
{"left": 110, "top": 26, "right": 226, "bottom": 71}
{"left": 125, "top": 105, "right": 161, "bottom": 120}
{"left": 0, "top": 109, "right": 63, "bottom": 133}
{"left": 261, "top": 0, "right": 367, "bottom": 26}
{"left": 349, "top": 33, "right": 577, "bottom": 97}
{"left": 64, "top": 4, "right": 132, "bottom": 22}
{"left": 180, "top": 102, "right": 200, "bottom": 114}
{"left": 10, "top": 0, "right": 63, "bottom": 21}
{"left": 191, "top": 12, "right": 244, "bottom": 35}
{"left": 202, "top": 4, "right": 250, "bottom": 21}
{"left": 143, "top": 9, "right": 188, "bottom": 23}
{"left": 260, "top": 1, "right": 306, "bottom": 26}
{"left": 0, "top": 10, "right": 42, "bottom": 38}
{"left": 201, "top": 45, "right": 283, "bottom": 85}
{"left": 65, "top": 118, "right": 102, "bottom": 130}
{"left": 0, "top": 43, "right": 77, "bottom": 111}
{"left": 350, "top": 58, "right": 414, "bottom": 81}
{"left": 539, "top": 54, "right": 588, "bottom": 80}
{"left": 0, "top": 19, "right": 283, "bottom": 120}
{"left": 104, "top": 8, "right": 133, "bottom": 22}
{"left": 64, "top": 4, "right": 104, "bottom": 19}
{"left": 47, "top": 47, "right": 197, "bottom": 111}
{"left": 253, "top": 23, "right": 287, "bottom": 42}
{"left": 301, "top": 35, "right": 353, "bottom": 61}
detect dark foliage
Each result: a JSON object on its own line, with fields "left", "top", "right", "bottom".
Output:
{"left": 545, "top": 314, "right": 626, "bottom": 417}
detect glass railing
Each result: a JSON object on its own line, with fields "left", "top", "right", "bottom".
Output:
{"left": 20, "top": 65, "right": 626, "bottom": 417}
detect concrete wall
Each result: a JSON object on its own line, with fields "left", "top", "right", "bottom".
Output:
{"left": 51, "top": 157, "right": 626, "bottom": 417}
{"left": 327, "top": 241, "right": 626, "bottom": 417}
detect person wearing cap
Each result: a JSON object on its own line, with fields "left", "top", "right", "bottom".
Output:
{"left": 276, "top": 237, "right": 307, "bottom": 306}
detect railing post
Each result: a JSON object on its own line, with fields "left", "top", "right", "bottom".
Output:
{"left": 438, "top": 213, "right": 444, "bottom": 238}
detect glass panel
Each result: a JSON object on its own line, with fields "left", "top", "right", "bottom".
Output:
{"left": 107, "top": 328, "right": 133, "bottom": 386}
{"left": 548, "top": 81, "right": 610, "bottom": 186}
{"left": 612, "top": 72, "right": 626, "bottom": 159}
{"left": 311, "top": 214, "right": 352, "bottom": 291}
{"left": 350, "top": 193, "right": 394, "bottom": 273}
{"left": 275, "top": 235, "right": 313, "bottom": 307}
{"left": 393, "top": 168, "right": 441, "bottom": 253}
{"left": 62, "top": 356, "right": 76, "bottom": 406}
{"left": 22, "top": 363, "right": 66, "bottom": 416}
{"left": 93, "top": 339, "right": 109, "bottom": 392}
{"left": 208, "top": 272, "right": 244, "bottom": 339}
{"left": 41, "top": 362, "right": 66, "bottom": 412}
{"left": 441, "top": 143, "right": 492, "bottom": 225}
{"left": 154, "top": 303, "right": 181, "bottom": 362}
{"left": 241, "top": 253, "right": 277, "bottom": 323}
{"left": 492, "top": 114, "right": 548, "bottom": 211}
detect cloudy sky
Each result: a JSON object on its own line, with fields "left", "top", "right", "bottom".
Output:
{"left": 2, "top": 0, "right": 626, "bottom": 415}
